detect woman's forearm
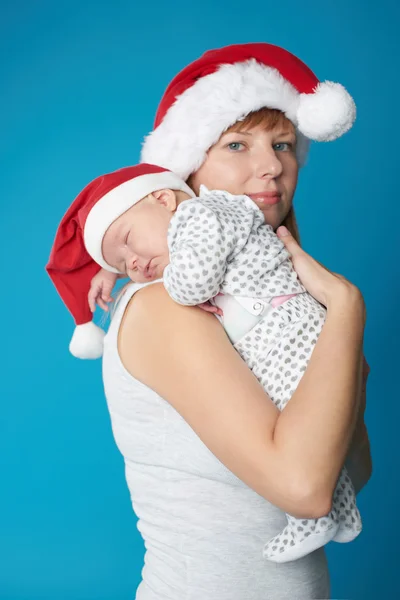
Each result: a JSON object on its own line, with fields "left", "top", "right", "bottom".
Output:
{"left": 272, "top": 289, "right": 366, "bottom": 507}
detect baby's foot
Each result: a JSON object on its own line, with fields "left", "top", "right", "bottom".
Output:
{"left": 332, "top": 469, "right": 362, "bottom": 543}
{"left": 263, "top": 514, "right": 339, "bottom": 563}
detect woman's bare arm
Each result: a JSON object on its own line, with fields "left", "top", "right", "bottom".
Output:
{"left": 272, "top": 289, "right": 365, "bottom": 500}
{"left": 118, "top": 281, "right": 365, "bottom": 519}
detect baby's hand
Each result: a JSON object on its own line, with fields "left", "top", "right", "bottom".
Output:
{"left": 88, "top": 268, "right": 118, "bottom": 312}
{"left": 197, "top": 301, "right": 223, "bottom": 317}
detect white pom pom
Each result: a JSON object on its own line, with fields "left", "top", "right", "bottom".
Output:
{"left": 69, "top": 321, "right": 105, "bottom": 359}
{"left": 297, "top": 81, "right": 356, "bottom": 142}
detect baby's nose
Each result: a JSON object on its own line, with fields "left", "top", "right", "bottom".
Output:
{"left": 126, "top": 255, "right": 138, "bottom": 272}
{"left": 136, "top": 262, "right": 146, "bottom": 273}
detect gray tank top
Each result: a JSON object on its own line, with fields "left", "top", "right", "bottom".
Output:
{"left": 102, "top": 281, "right": 330, "bottom": 599}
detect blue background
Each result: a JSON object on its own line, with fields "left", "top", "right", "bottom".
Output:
{"left": 1, "top": 0, "right": 398, "bottom": 598}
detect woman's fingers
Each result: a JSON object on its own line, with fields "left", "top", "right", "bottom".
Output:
{"left": 276, "top": 226, "right": 302, "bottom": 256}
{"left": 276, "top": 225, "right": 348, "bottom": 307}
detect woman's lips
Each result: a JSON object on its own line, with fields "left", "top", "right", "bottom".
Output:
{"left": 247, "top": 192, "right": 281, "bottom": 206}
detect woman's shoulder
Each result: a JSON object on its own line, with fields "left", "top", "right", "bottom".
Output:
{"left": 121, "top": 281, "right": 223, "bottom": 337}
{"left": 118, "top": 282, "right": 224, "bottom": 372}
{"left": 123, "top": 281, "right": 191, "bottom": 325}
{"left": 120, "top": 282, "right": 170, "bottom": 334}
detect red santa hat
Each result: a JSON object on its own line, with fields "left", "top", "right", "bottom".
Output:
{"left": 141, "top": 42, "right": 356, "bottom": 179}
{"left": 46, "top": 163, "right": 194, "bottom": 359}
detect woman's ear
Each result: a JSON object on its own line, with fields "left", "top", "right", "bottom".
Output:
{"left": 150, "top": 189, "right": 177, "bottom": 212}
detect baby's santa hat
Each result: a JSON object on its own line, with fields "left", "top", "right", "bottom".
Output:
{"left": 141, "top": 42, "right": 356, "bottom": 179}
{"left": 46, "top": 163, "right": 193, "bottom": 359}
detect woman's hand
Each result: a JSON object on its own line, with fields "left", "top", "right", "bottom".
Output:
{"left": 276, "top": 226, "right": 365, "bottom": 311}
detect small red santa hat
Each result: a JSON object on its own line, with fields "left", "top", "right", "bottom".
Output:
{"left": 141, "top": 42, "right": 356, "bottom": 179}
{"left": 46, "top": 163, "right": 194, "bottom": 359}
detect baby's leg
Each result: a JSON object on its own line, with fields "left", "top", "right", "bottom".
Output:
{"left": 263, "top": 465, "right": 363, "bottom": 561}
{"left": 234, "top": 294, "right": 327, "bottom": 412}
{"left": 263, "top": 511, "right": 339, "bottom": 563}
{"left": 332, "top": 467, "right": 362, "bottom": 543}
{"left": 234, "top": 294, "right": 342, "bottom": 562}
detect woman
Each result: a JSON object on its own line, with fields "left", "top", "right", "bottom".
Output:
{"left": 47, "top": 43, "right": 371, "bottom": 599}
{"left": 105, "top": 44, "right": 370, "bottom": 598}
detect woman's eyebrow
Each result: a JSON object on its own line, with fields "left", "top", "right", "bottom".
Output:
{"left": 224, "top": 130, "right": 252, "bottom": 136}
{"left": 275, "top": 129, "right": 295, "bottom": 137}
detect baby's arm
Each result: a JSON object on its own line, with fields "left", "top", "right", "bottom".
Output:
{"left": 88, "top": 268, "right": 120, "bottom": 312}
{"left": 163, "top": 201, "right": 235, "bottom": 306}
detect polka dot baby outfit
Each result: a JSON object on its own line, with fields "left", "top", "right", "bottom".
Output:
{"left": 164, "top": 186, "right": 304, "bottom": 305}
{"left": 163, "top": 186, "right": 362, "bottom": 563}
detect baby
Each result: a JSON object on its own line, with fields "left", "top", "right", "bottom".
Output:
{"left": 89, "top": 170, "right": 362, "bottom": 564}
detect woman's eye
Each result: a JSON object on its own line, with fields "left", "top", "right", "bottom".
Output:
{"left": 227, "top": 142, "right": 245, "bottom": 151}
{"left": 274, "top": 142, "right": 292, "bottom": 152}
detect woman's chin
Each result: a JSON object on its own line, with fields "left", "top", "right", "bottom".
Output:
{"left": 261, "top": 206, "right": 289, "bottom": 231}
{"left": 261, "top": 212, "right": 280, "bottom": 230}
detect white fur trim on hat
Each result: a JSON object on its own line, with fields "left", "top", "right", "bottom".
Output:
{"left": 69, "top": 321, "right": 105, "bottom": 359}
{"left": 142, "top": 60, "right": 301, "bottom": 180}
{"left": 141, "top": 59, "right": 355, "bottom": 179}
{"left": 84, "top": 171, "right": 195, "bottom": 273}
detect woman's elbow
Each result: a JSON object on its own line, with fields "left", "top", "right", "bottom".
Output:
{"left": 285, "top": 483, "right": 333, "bottom": 520}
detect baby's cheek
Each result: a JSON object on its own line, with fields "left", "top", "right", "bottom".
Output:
{"left": 127, "top": 269, "right": 142, "bottom": 283}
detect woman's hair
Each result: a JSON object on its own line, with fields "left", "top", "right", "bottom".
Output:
{"left": 227, "top": 107, "right": 292, "bottom": 135}
{"left": 187, "top": 107, "right": 301, "bottom": 245}
{"left": 282, "top": 206, "right": 300, "bottom": 245}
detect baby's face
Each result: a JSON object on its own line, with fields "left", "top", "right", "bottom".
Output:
{"left": 102, "top": 192, "right": 174, "bottom": 282}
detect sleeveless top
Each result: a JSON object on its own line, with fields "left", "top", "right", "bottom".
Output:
{"left": 102, "top": 281, "right": 331, "bottom": 599}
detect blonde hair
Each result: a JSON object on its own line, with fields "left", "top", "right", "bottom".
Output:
{"left": 188, "top": 107, "right": 301, "bottom": 245}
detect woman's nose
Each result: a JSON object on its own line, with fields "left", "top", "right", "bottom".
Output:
{"left": 255, "top": 147, "right": 283, "bottom": 179}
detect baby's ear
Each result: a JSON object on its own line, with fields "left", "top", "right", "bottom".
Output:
{"left": 151, "top": 188, "right": 177, "bottom": 211}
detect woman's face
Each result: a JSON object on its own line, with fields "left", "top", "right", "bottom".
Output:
{"left": 189, "top": 121, "right": 299, "bottom": 230}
